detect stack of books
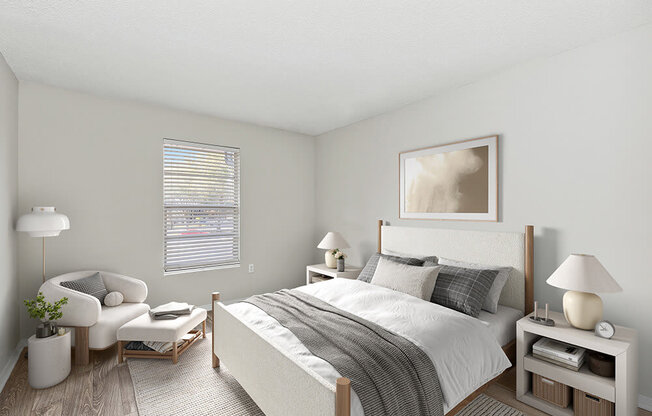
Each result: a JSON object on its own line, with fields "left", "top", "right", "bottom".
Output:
{"left": 533, "top": 337, "right": 586, "bottom": 371}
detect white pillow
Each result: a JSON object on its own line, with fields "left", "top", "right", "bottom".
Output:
{"left": 371, "top": 257, "right": 441, "bottom": 300}
{"left": 437, "top": 257, "right": 512, "bottom": 314}
{"left": 104, "top": 291, "right": 124, "bottom": 307}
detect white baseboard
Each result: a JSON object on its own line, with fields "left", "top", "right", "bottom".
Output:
{"left": 640, "top": 394, "right": 652, "bottom": 412}
{"left": 0, "top": 338, "right": 28, "bottom": 394}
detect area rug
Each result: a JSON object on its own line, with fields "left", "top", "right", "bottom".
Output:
{"left": 127, "top": 333, "right": 264, "bottom": 416}
{"left": 454, "top": 393, "right": 525, "bottom": 416}
{"left": 128, "top": 332, "right": 523, "bottom": 416}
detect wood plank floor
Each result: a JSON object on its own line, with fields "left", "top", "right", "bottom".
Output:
{"left": 0, "top": 345, "right": 136, "bottom": 416}
{"left": 1, "top": 344, "right": 650, "bottom": 415}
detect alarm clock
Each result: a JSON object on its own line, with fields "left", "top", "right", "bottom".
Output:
{"left": 595, "top": 320, "right": 615, "bottom": 339}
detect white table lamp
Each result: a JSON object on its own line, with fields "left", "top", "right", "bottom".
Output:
{"left": 17, "top": 207, "right": 70, "bottom": 282}
{"left": 317, "top": 232, "right": 350, "bottom": 269}
{"left": 546, "top": 254, "right": 621, "bottom": 330}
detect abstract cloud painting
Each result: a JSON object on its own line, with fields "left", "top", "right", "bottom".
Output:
{"left": 399, "top": 136, "right": 497, "bottom": 221}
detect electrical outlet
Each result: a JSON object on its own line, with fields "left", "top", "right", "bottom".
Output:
{"left": 248, "top": 264, "right": 255, "bottom": 273}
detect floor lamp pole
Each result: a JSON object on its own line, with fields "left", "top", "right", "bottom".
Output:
{"left": 42, "top": 237, "right": 45, "bottom": 283}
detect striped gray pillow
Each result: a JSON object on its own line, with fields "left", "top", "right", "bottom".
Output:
{"left": 431, "top": 265, "right": 498, "bottom": 317}
{"left": 60, "top": 272, "right": 108, "bottom": 304}
{"left": 357, "top": 253, "right": 424, "bottom": 283}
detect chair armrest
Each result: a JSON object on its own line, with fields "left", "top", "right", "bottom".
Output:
{"left": 39, "top": 281, "right": 101, "bottom": 327}
{"left": 100, "top": 272, "right": 148, "bottom": 303}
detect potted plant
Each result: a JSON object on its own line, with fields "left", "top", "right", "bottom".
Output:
{"left": 333, "top": 250, "right": 347, "bottom": 272}
{"left": 24, "top": 292, "right": 68, "bottom": 338}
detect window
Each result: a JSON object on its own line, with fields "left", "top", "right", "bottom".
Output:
{"left": 163, "top": 139, "right": 240, "bottom": 274}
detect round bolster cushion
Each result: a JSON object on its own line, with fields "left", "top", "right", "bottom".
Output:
{"left": 104, "top": 291, "right": 124, "bottom": 307}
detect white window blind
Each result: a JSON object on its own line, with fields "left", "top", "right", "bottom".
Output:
{"left": 163, "top": 139, "right": 240, "bottom": 274}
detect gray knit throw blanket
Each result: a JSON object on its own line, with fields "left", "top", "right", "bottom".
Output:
{"left": 244, "top": 289, "right": 444, "bottom": 416}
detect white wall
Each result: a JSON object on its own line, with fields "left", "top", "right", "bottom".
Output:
{"left": 0, "top": 53, "right": 19, "bottom": 380}
{"left": 315, "top": 24, "right": 652, "bottom": 397}
{"left": 17, "top": 83, "right": 316, "bottom": 338}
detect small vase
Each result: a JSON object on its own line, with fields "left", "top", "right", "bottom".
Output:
{"left": 36, "top": 321, "right": 56, "bottom": 338}
{"left": 337, "top": 258, "right": 345, "bottom": 272}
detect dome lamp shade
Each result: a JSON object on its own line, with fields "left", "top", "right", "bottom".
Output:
{"left": 16, "top": 207, "right": 70, "bottom": 237}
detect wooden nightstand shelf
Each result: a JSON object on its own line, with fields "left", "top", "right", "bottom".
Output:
{"left": 516, "top": 310, "right": 638, "bottom": 416}
{"left": 306, "top": 263, "right": 361, "bottom": 285}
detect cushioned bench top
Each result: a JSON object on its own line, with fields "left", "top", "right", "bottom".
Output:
{"left": 117, "top": 307, "right": 207, "bottom": 342}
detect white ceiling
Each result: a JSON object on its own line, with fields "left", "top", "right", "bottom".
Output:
{"left": 1, "top": 1, "right": 651, "bottom": 135}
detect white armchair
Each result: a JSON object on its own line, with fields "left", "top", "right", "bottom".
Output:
{"left": 40, "top": 271, "right": 149, "bottom": 365}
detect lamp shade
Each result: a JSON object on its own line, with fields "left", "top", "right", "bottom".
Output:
{"left": 546, "top": 254, "right": 622, "bottom": 293}
{"left": 16, "top": 207, "right": 70, "bottom": 237}
{"left": 317, "top": 232, "right": 350, "bottom": 250}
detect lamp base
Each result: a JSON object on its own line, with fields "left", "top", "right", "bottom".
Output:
{"left": 324, "top": 250, "right": 336, "bottom": 268}
{"left": 562, "top": 290, "right": 603, "bottom": 330}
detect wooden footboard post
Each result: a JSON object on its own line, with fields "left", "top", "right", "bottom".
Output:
{"left": 212, "top": 292, "right": 221, "bottom": 368}
{"left": 336, "top": 377, "right": 351, "bottom": 416}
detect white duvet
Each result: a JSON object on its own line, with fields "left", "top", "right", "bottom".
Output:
{"left": 227, "top": 279, "right": 511, "bottom": 414}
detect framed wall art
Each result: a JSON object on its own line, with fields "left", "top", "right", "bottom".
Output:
{"left": 399, "top": 135, "right": 498, "bottom": 221}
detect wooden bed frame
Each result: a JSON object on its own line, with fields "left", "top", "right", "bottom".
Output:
{"left": 212, "top": 220, "right": 534, "bottom": 416}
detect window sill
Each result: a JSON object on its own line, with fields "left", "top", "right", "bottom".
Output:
{"left": 164, "top": 263, "right": 240, "bottom": 276}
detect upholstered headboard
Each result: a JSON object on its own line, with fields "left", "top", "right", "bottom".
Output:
{"left": 378, "top": 221, "right": 533, "bottom": 313}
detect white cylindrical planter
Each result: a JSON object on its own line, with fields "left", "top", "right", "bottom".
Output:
{"left": 28, "top": 330, "right": 71, "bottom": 389}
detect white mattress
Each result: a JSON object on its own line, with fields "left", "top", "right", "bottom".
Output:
{"left": 227, "top": 279, "right": 511, "bottom": 414}
{"left": 477, "top": 305, "right": 523, "bottom": 346}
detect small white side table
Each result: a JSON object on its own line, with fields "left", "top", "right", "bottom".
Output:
{"left": 306, "top": 263, "right": 361, "bottom": 285}
{"left": 28, "top": 330, "right": 71, "bottom": 389}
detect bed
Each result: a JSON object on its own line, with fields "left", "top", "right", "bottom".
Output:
{"left": 212, "top": 221, "right": 534, "bottom": 416}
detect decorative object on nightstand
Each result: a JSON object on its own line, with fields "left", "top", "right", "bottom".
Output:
{"left": 16, "top": 206, "right": 70, "bottom": 282}
{"left": 528, "top": 301, "right": 555, "bottom": 326}
{"left": 588, "top": 351, "right": 615, "bottom": 377}
{"left": 306, "top": 264, "right": 361, "bottom": 285}
{"left": 595, "top": 320, "right": 615, "bottom": 339}
{"left": 546, "top": 254, "right": 622, "bottom": 330}
{"left": 334, "top": 250, "right": 347, "bottom": 272}
{"left": 23, "top": 291, "right": 68, "bottom": 338}
{"left": 317, "top": 232, "right": 350, "bottom": 268}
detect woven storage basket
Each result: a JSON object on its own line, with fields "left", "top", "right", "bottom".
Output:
{"left": 574, "top": 389, "right": 614, "bottom": 416}
{"left": 532, "top": 373, "right": 571, "bottom": 408}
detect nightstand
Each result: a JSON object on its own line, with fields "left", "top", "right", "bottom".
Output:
{"left": 306, "top": 263, "right": 361, "bottom": 285}
{"left": 516, "top": 310, "right": 637, "bottom": 416}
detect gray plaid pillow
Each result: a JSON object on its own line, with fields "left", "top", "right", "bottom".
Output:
{"left": 61, "top": 272, "right": 108, "bottom": 304}
{"left": 357, "top": 253, "right": 424, "bottom": 283}
{"left": 431, "top": 265, "right": 498, "bottom": 317}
